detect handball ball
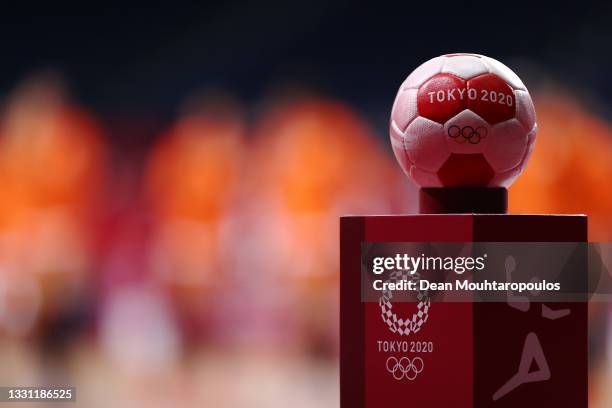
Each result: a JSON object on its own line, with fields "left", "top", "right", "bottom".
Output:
{"left": 390, "top": 53, "right": 536, "bottom": 188}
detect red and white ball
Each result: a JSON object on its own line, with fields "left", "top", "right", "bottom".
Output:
{"left": 390, "top": 53, "right": 536, "bottom": 187}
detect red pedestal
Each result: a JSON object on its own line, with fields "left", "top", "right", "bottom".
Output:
{"left": 340, "top": 214, "right": 588, "bottom": 407}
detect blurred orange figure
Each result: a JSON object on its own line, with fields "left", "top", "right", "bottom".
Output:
{"left": 0, "top": 75, "right": 106, "bottom": 337}
{"left": 147, "top": 100, "right": 245, "bottom": 224}
{"left": 146, "top": 96, "right": 246, "bottom": 339}
{"left": 0, "top": 75, "right": 105, "bottom": 226}
{"left": 252, "top": 99, "right": 395, "bottom": 211}
{"left": 250, "top": 97, "right": 400, "bottom": 283}
{"left": 510, "top": 93, "right": 612, "bottom": 241}
{"left": 245, "top": 97, "right": 403, "bottom": 354}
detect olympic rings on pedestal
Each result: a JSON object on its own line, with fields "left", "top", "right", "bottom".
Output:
{"left": 385, "top": 356, "right": 425, "bottom": 380}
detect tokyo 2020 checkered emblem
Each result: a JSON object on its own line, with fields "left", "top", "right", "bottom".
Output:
{"left": 379, "top": 270, "right": 430, "bottom": 336}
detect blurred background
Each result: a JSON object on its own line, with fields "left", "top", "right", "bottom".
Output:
{"left": 0, "top": 2, "right": 611, "bottom": 407}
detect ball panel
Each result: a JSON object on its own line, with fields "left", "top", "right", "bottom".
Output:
{"left": 402, "top": 56, "right": 446, "bottom": 89}
{"left": 441, "top": 55, "right": 489, "bottom": 80}
{"left": 404, "top": 117, "right": 450, "bottom": 172}
{"left": 515, "top": 90, "right": 536, "bottom": 131}
{"left": 488, "top": 167, "right": 521, "bottom": 187}
{"left": 488, "top": 126, "right": 536, "bottom": 187}
{"left": 482, "top": 56, "right": 526, "bottom": 91}
{"left": 391, "top": 140, "right": 413, "bottom": 177}
{"left": 443, "top": 109, "right": 490, "bottom": 154}
{"left": 417, "top": 74, "right": 467, "bottom": 123}
{"left": 484, "top": 118, "right": 528, "bottom": 172}
{"left": 391, "top": 88, "right": 419, "bottom": 131}
{"left": 389, "top": 119, "right": 404, "bottom": 142}
{"left": 467, "top": 73, "right": 515, "bottom": 125}
{"left": 522, "top": 125, "right": 537, "bottom": 167}
{"left": 437, "top": 153, "right": 494, "bottom": 186}
{"left": 410, "top": 166, "right": 442, "bottom": 187}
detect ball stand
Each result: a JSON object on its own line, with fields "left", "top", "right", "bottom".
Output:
{"left": 340, "top": 205, "right": 587, "bottom": 407}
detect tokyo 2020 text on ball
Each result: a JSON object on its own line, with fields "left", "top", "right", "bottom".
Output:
{"left": 389, "top": 53, "right": 537, "bottom": 213}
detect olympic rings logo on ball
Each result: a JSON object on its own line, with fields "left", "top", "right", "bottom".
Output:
{"left": 447, "top": 125, "right": 488, "bottom": 144}
{"left": 386, "top": 356, "right": 425, "bottom": 380}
